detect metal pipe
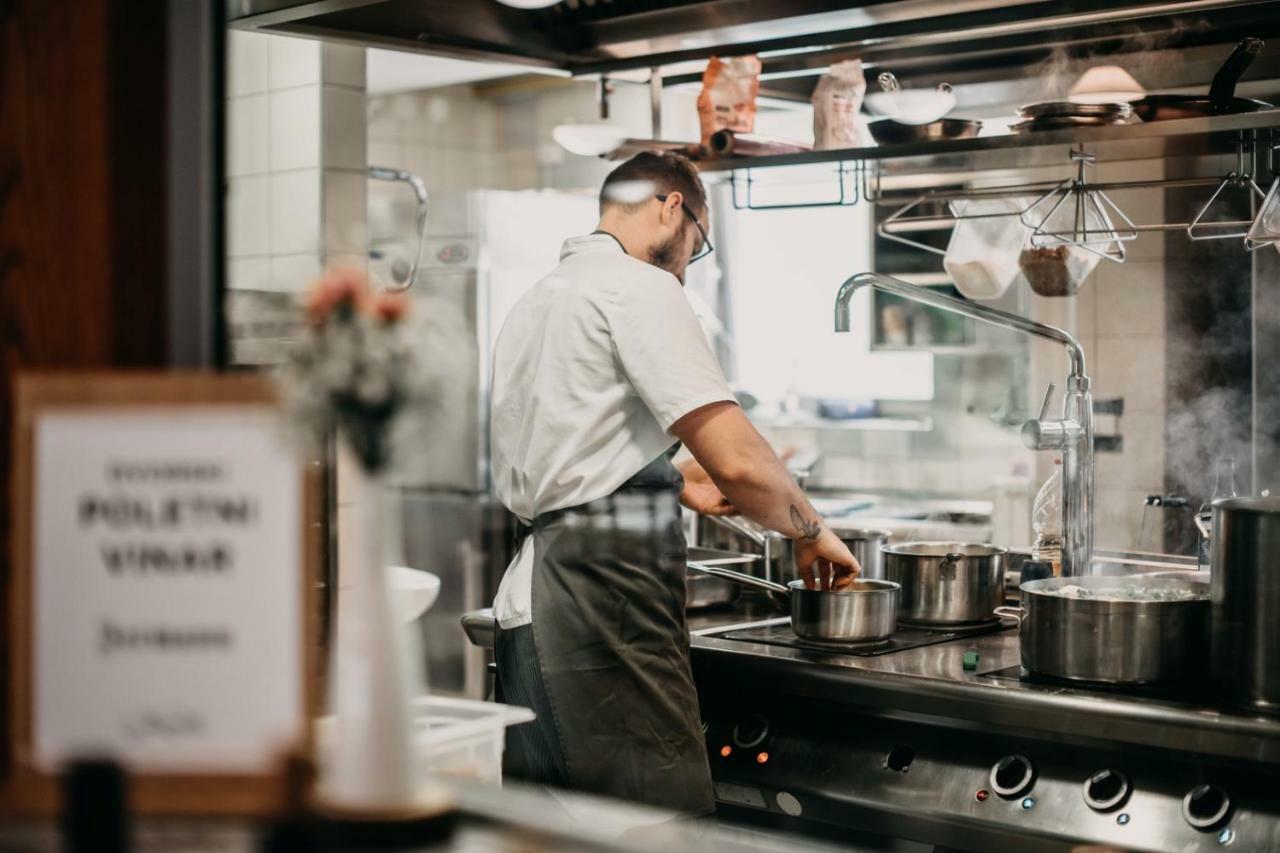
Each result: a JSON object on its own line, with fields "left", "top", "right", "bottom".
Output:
{"left": 834, "top": 272, "right": 1085, "bottom": 374}
{"left": 368, "top": 166, "right": 429, "bottom": 292}
{"left": 880, "top": 217, "right": 1256, "bottom": 234}
{"left": 834, "top": 272, "right": 1094, "bottom": 575}
{"left": 649, "top": 67, "right": 662, "bottom": 139}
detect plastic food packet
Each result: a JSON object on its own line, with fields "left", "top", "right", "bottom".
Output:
{"left": 812, "top": 59, "right": 867, "bottom": 149}
{"left": 697, "top": 55, "right": 762, "bottom": 144}
{"left": 943, "top": 197, "right": 1030, "bottom": 300}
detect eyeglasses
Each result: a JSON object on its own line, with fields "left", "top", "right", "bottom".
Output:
{"left": 655, "top": 194, "right": 714, "bottom": 263}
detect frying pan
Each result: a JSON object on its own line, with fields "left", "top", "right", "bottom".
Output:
{"left": 867, "top": 117, "right": 983, "bottom": 145}
{"left": 687, "top": 563, "right": 900, "bottom": 642}
{"left": 1131, "top": 38, "right": 1270, "bottom": 121}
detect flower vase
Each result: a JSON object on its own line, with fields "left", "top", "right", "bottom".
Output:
{"left": 322, "top": 458, "right": 424, "bottom": 810}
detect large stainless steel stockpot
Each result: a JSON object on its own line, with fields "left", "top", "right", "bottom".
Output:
{"left": 1211, "top": 496, "right": 1280, "bottom": 710}
{"left": 883, "top": 542, "right": 1007, "bottom": 625}
{"left": 1006, "top": 575, "right": 1210, "bottom": 685}
{"left": 686, "top": 563, "right": 900, "bottom": 643}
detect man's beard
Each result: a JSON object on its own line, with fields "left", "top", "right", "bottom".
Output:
{"left": 648, "top": 232, "right": 685, "bottom": 281}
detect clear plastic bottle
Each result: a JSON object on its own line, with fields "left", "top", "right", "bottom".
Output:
{"left": 1196, "top": 457, "right": 1238, "bottom": 569}
{"left": 1031, "top": 459, "right": 1063, "bottom": 575}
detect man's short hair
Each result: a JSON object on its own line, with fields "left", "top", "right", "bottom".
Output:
{"left": 599, "top": 151, "right": 707, "bottom": 216}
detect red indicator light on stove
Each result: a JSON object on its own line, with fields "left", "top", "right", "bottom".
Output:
{"left": 976, "top": 790, "right": 990, "bottom": 802}
{"left": 756, "top": 752, "right": 770, "bottom": 764}
{"left": 719, "top": 745, "right": 732, "bottom": 758}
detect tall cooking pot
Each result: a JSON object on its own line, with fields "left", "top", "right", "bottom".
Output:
{"left": 1211, "top": 496, "right": 1280, "bottom": 710}
{"left": 836, "top": 528, "right": 891, "bottom": 580}
{"left": 883, "top": 542, "right": 1006, "bottom": 625}
{"left": 1007, "top": 575, "right": 1210, "bottom": 685}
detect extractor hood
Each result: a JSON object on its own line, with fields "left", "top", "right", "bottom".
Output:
{"left": 228, "top": 0, "right": 1280, "bottom": 85}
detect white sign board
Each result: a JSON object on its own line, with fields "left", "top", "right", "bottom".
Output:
{"left": 31, "top": 408, "right": 304, "bottom": 773}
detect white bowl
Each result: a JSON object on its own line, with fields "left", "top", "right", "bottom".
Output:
{"left": 389, "top": 566, "right": 441, "bottom": 623}
{"left": 552, "top": 122, "right": 629, "bottom": 156}
{"left": 864, "top": 87, "right": 956, "bottom": 124}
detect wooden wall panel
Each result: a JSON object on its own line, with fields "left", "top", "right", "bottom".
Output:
{"left": 0, "top": 0, "right": 171, "bottom": 775}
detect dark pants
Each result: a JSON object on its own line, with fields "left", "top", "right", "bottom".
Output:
{"left": 494, "top": 623, "right": 569, "bottom": 788}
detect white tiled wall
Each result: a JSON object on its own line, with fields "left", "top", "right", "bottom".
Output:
{"left": 225, "top": 31, "right": 367, "bottom": 365}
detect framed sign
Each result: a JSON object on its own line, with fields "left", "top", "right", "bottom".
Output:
{"left": 4, "top": 372, "right": 321, "bottom": 815}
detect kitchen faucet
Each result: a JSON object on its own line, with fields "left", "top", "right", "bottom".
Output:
{"left": 834, "top": 272, "right": 1095, "bottom": 576}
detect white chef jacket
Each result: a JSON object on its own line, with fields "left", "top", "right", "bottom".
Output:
{"left": 490, "top": 233, "right": 736, "bottom": 628}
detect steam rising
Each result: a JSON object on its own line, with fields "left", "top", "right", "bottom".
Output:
{"left": 1165, "top": 284, "right": 1268, "bottom": 503}
{"left": 1026, "top": 17, "right": 1213, "bottom": 99}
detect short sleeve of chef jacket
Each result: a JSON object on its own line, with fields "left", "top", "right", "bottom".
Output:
{"left": 604, "top": 267, "right": 738, "bottom": 433}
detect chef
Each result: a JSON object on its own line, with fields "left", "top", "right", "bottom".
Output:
{"left": 489, "top": 151, "right": 859, "bottom": 816}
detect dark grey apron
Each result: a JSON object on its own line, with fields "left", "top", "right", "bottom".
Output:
{"left": 494, "top": 448, "right": 714, "bottom": 815}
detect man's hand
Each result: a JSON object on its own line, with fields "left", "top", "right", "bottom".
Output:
{"left": 793, "top": 528, "right": 861, "bottom": 591}
{"left": 677, "top": 458, "right": 735, "bottom": 516}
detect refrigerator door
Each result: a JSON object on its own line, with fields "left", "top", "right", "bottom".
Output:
{"left": 390, "top": 190, "right": 599, "bottom": 698}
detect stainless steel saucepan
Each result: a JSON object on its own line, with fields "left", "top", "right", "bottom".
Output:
{"left": 883, "top": 542, "right": 1007, "bottom": 625}
{"left": 687, "top": 563, "right": 900, "bottom": 643}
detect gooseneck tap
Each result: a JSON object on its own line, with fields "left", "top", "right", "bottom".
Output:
{"left": 834, "top": 272, "right": 1094, "bottom": 576}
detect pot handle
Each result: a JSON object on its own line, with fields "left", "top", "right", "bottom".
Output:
{"left": 704, "top": 514, "right": 768, "bottom": 547}
{"left": 1209, "top": 38, "right": 1263, "bottom": 109}
{"left": 690, "top": 562, "right": 790, "bottom": 611}
{"left": 938, "top": 552, "right": 965, "bottom": 579}
{"left": 993, "top": 605, "right": 1027, "bottom": 625}
{"left": 688, "top": 562, "right": 789, "bottom": 595}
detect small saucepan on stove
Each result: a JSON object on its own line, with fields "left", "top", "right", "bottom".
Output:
{"left": 686, "top": 563, "right": 899, "bottom": 643}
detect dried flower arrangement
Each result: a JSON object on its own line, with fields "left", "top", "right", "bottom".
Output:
{"left": 280, "top": 268, "right": 436, "bottom": 473}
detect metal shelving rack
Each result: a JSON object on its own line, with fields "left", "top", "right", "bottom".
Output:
{"left": 694, "top": 109, "right": 1280, "bottom": 176}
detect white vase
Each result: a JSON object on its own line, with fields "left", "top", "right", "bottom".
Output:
{"left": 322, "top": 456, "right": 424, "bottom": 809}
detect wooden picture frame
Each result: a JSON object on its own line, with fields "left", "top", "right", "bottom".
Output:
{"left": 2, "top": 372, "right": 322, "bottom": 817}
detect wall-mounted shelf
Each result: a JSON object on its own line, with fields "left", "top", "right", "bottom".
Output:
{"left": 696, "top": 110, "right": 1280, "bottom": 176}
{"left": 752, "top": 414, "right": 934, "bottom": 433}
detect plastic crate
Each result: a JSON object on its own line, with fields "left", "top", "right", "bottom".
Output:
{"left": 409, "top": 695, "right": 534, "bottom": 785}
{"left": 319, "top": 696, "right": 535, "bottom": 787}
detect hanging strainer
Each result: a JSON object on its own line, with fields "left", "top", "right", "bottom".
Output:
{"left": 1019, "top": 149, "right": 1138, "bottom": 263}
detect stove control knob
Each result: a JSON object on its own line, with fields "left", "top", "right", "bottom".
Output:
{"left": 1083, "top": 768, "right": 1131, "bottom": 812}
{"left": 732, "top": 715, "right": 769, "bottom": 749}
{"left": 989, "top": 754, "right": 1036, "bottom": 799}
{"left": 1183, "top": 784, "right": 1232, "bottom": 830}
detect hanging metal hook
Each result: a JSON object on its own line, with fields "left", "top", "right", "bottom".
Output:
{"left": 1188, "top": 138, "right": 1266, "bottom": 242}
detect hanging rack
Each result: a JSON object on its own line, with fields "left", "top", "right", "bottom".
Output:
{"left": 874, "top": 145, "right": 1270, "bottom": 258}
{"left": 875, "top": 181, "right": 1052, "bottom": 255}
{"left": 1018, "top": 148, "right": 1138, "bottom": 263}
{"left": 729, "top": 162, "right": 859, "bottom": 211}
{"left": 1187, "top": 137, "right": 1266, "bottom": 241}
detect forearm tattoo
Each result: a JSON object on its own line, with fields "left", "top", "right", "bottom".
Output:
{"left": 789, "top": 505, "right": 823, "bottom": 540}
